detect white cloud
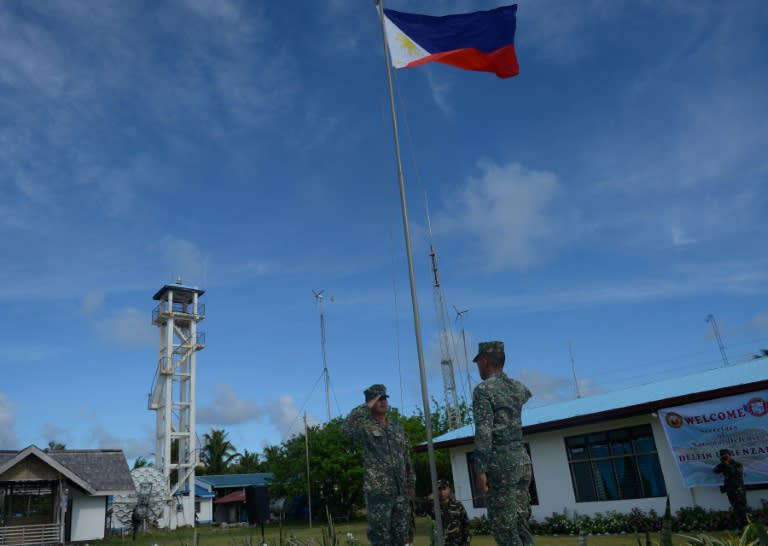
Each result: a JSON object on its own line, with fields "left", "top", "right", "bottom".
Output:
{"left": 754, "top": 312, "right": 768, "bottom": 329}
{"left": 470, "top": 259, "right": 768, "bottom": 312}
{"left": 15, "top": 174, "right": 51, "bottom": 204}
{"left": 424, "top": 70, "right": 453, "bottom": 117}
{"left": 80, "top": 291, "right": 105, "bottom": 315}
{"left": 123, "top": 431, "right": 155, "bottom": 462}
{"left": 437, "top": 160, "right": 562, "bottom": 270}
{"left": 0, "top": 394, "right": 17, "bottom": 448}
{"left": 95, "top": 307, "right": 155, "bottom": 348}
{"left": 0, "top": 344, "right": 53, "bottom": 362}
{"left": 670, "top": 226, "right": 696, "bottom": 247}
{"left": 522, "top": 0, "right": 619, "bottom": 64}
{"left": 40, "top": 423, "right": 72, "bottom": 448}
{"left": 198, "top": 384, "right": 263, "bottom": 425}
{"left": 89, "top": 423, "right": 127, "bottom": 450}
{"left": 242, "top": 259, "right": 273, "bottom": 276}
{"left": 267, "top": 395, "right": 317, "bottom": 440}
{"left": 197, "top": 385, "right": 320, "bottom": 441}
{"left": 159, "top": 236, "right": 209, "bottom": 289}
{"left": 518, "top": 368, "right": 603, "bottom": 406}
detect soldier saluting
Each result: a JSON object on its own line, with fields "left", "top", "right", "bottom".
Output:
{"left": 342, "top": 384, "right": 416, "bottom": 546}
{"left": 713, "top": 448, "right": 748, "bottom": 528}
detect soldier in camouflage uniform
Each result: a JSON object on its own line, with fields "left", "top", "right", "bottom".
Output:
{"left": 342, "top": 384, "right": 416, "bottom": 546}
{"left": 472, "top": 341, "right": 535, "bottom": 546}
{"left": 713, "top": 449, "right": 748, "bottom": 527}
{"left": 421, "top": 479, "right": 471, "bottom": 546}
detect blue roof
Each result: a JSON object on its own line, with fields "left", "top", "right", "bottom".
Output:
{"left": 175, "top": 482, "right": 216, "bottom": 498}
{"left": 197, "top": 473, "right": 273, "bottom": 488}
{"left": 430, "top": 359, "right": 768, "bottom": 446}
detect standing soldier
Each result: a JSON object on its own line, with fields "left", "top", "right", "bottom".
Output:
{"left": 421, "top": 479, "right": 471, "bottom": 546}
{"left": 713, "top": 449, "right": 748, "bottom": 528}
{"left": 342, "top": 384, "right": 416, "bottom": 546}
{"left": 472, "top": 341, "right": 535, "bottom": 546}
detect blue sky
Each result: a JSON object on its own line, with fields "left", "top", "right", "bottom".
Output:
{"left": 1, "top": 0, "right": 767, "bottom": 463}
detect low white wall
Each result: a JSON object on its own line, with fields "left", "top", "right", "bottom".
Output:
{"left": 70, "top": 492, "right": 106, "bottom": 542}
{"left": 198, "top": 498, "right": 213, "bottom": 525}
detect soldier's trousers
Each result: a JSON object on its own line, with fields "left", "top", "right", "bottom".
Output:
{"left": 487, "top": 462, "right": 535, "bottom": 546}
{"left": 366, "top": 493, "right": 410, "bottom": 546}
{"left": 726, "top": 487, "right": 748, "bottom": 527}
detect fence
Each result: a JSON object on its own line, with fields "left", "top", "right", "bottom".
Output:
{"left": 0, "top": 523, "right": 61, "bottom": 546}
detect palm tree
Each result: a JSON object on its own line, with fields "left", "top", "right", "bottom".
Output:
{"left": 133, "top": 456, "right": 152, "bottom": 469}
{"left": 235, "top": 449, "right": 263, "bottom": 473}
{"left": 200, "top": 429, "right": 239, "bottom": 475}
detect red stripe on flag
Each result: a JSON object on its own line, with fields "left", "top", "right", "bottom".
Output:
{"left": 405, "top": 44, "right": 519, "bottom": 79}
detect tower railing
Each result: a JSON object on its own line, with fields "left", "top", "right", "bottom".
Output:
{"left": 152, "top": 302, "right": 206, "bottom": 323}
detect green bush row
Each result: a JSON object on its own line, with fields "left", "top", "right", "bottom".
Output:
{"left": 468, "top": 505, "right": 768, "bottom": 535}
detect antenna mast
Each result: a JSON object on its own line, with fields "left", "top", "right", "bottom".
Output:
{"left": 425, "top": 200, "right": 460, "bottom": 430}
{"left": 313, "top": 290, "right": 332, "bottom": 422}
{"left": 454, "top": 307, "right": 473, "bottom": 396}
{"left": 706, "top": 314, "right": 730, "bottom": 367}
{"left": 569, "top": 341, "right": 581, "bottom": 398}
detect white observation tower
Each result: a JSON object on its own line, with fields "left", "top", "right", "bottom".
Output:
{"left": 149, "top": 279, "right": 205, "bottom": 529}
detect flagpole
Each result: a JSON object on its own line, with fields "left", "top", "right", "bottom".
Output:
{"left": 374, "top": 2, "right": 444, "bottom": 545}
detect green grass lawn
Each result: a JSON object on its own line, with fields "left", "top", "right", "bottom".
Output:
{"left": 99, "top": 517, "right": 736, "bottom": 546}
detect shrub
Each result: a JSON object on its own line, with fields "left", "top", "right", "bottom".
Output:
{"left": 514, "top": 503, "right": 768, "bottom": 536}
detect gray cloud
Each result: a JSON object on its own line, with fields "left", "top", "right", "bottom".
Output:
{"left": 0, "top": 394, "right": 17, "bottom": 448}
{"left": 198, "top": 384, "right": 263, "bottom": 425}
{"left": 95, "top": 307, "right": 155, "bottom": 349}
{"left": 80, "top": 291, "right": 105, "bottom": 315}
{"left": 197, "top": 384, "right": 318, "bottom": 441}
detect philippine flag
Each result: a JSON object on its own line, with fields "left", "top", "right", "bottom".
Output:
{"left": 383, "top": 4, "right": 519, "bottom": 79}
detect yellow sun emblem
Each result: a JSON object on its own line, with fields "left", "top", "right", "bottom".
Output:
{"left": 395, "top": 32, "right": 420, "bottom": 56}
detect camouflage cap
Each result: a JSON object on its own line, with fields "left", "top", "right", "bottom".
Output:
{"left": 436, "top": 479, "right": 452, "bottom": 489}
{"left": 472, "top": 340, "right": 504, "bottom": 362}
{"left": 364, "top": 384, "right": 389, "bottom": 402}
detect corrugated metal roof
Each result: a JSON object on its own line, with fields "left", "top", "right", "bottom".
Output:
{"left": 197, "top": 473, "right": 273, "bottom": 488}
{"left": 429, "top": 359, "right": 768, "bottom": 446}
{"left": 175, "top": 482, "right": 217, "bottom": 498}
{"left": 213, "top": 489, "right": 246, "bottom": 504}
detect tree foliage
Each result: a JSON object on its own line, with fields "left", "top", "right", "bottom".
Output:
{"left": 262, "top": 417, "right": 363, "bottom": 520}
{"left": 133, "top": 456, "right": 151, "bottom": 469}
{"left": 398, "top": 398, "right": 473, "bottom": 496}
{"left": 45, "top": 441, "right": 66, "bottom": 451}
{"left": 199, "top": 428, "right": 240, "bottom": 475}
{"left": 233, "top": 449, "right": 264, "bottom": 473}
{"left": 193, "top": 401, "right": 468, "bottom": 518}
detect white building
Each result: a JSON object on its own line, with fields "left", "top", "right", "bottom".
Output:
{"left": 0, "top": 446, "right": 135, "bottom": 545}
{"left": 423, "top": 360, "right": 768, "bottom": 520}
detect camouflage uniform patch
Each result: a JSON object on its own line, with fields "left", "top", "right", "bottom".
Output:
{"left": 422, "top": 496, "right": 471, "bottom": 546}
{"left": 714, "top": 458, "right": 748, "bottom": 527}
{"left": 472, "top": 371, "right": 535, "bottom": 546}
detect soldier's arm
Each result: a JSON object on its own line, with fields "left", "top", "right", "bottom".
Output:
{"left": 472, "top": 387, "right": 493, "bottom": 473}
{"left": 459, "top": 503, "right": 471, "bottom": 546}
{"left": 340, "top": 404, "right": 370, "bottom": 443}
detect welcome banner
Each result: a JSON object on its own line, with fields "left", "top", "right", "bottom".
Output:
{"left": 658, "top": 390, "right": 768, "bottom": 487}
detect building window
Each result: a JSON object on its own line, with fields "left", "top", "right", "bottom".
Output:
{"left": 466, "top": 446, "right": 538, "bottom": 509}
{"left": 565, "top": 425, "right": 667, "bottom": 502}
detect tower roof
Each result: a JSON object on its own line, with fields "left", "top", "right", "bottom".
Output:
{"left": 153, "top": 281, "right": 205, "bottom": 302}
